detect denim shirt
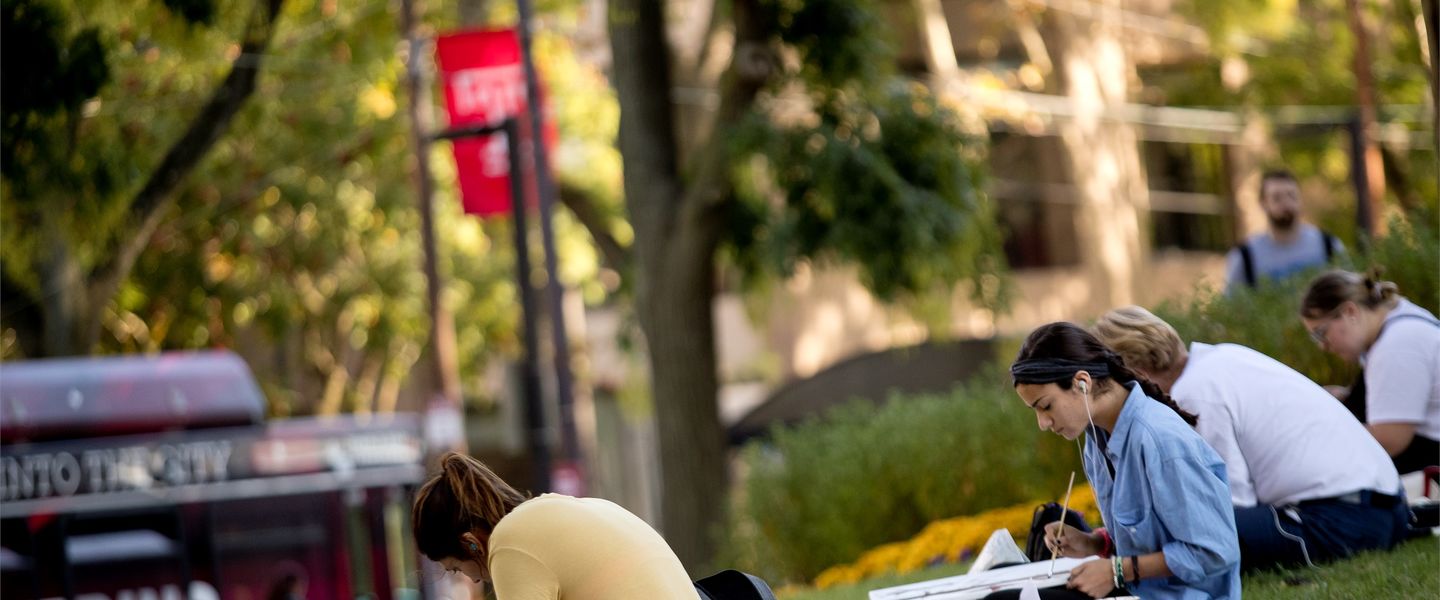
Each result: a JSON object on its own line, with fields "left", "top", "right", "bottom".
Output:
{"left": 1084, "top": 383, "right": 1242, "bottom": 599}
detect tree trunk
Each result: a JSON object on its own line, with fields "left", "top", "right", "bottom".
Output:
{"left": 1044, "top": 1, "right": 1149, "bottom": 309}
{"left": 636, "top": 223, "right": 725, "bottom": 572}
{"left": 1224, "top": 113, "right": 1276, "bottom": 241}
{"left": 1346, "top": 0, "right": 1387, "bottom": 235}
{"left": 38, "top": 210, "right": 92, "bottom": 356}
{"left": 609, "top": 0, "right": 727, "bottom": 571}
{"left": 1426, "top": 0, "right": 1439, "bottom": 168}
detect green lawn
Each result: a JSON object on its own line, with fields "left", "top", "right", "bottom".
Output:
{"left": 782, "top": 538, "right": 1439, "bottom": 600}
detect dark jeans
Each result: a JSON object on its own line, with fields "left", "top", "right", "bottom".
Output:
{"left": 1233, "top": 490, "right": 1410, "bottom": 573}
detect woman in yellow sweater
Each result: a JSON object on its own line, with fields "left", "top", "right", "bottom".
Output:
{"left": 411, "top": 452, "right": 696, "bottom": 599}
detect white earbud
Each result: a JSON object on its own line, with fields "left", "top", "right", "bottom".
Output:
{"left": 1078, "top": 380, "right": 1089, "bottom": 395}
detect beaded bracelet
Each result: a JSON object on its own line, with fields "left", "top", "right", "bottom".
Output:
{"left": 1111, "top": 555, "right": 1125, "bottom": 591}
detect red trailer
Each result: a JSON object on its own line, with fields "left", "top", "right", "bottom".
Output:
{"left": 0, "top": 351, "right": 427, "bottom": 600}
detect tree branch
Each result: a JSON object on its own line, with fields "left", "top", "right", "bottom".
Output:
{"left": 677, "top": 0, "right": 771, "bottom": 225}
{"left": 90, "top": 0, "right": 287, "bottom": 304}
{"left": 609, "top": 0, "right": 684, "bottom": 247}
{"left": 556, "top": 181, "right": 629, "bottom": 271}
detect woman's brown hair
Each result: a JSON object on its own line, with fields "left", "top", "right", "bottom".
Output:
{"left": 411, "top": 452, "right": 528, "bottom": 561}
{"left": 1013, "top": 322, "right": 1199, "bottom": 426}
{"left": 1300, "top": 269, "right": 1400, "bottom": 319}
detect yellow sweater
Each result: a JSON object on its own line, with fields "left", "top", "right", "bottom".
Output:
{"left": 487, "top": 493, "right": 696, "bottom": 599}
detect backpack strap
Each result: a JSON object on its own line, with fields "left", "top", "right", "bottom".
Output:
{"left": 1237, "top": 242, "right": 1257, "bottom": 288}
{"left": 1321, "top": 231, "right": 1338, "bottom": 262}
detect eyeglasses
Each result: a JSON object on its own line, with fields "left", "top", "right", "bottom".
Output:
{"left": 1308, "top": 314, "right": 1340, "bottom": 346}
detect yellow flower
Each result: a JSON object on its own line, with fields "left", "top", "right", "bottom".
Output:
{"left": 810, "top": 485, "right": 1102, "bottom": 590}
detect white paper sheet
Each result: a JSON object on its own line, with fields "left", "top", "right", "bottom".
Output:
{"left": 867, "top": 557, "right": 1089, "bottom": 600}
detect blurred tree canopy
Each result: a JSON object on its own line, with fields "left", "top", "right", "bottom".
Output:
{"left": 0, "top": 0, "right": 614, "bottom": 416}
{"left": 2, "top": 0, "right": 286, "bottom": 358}
{"left": 1167, "top": 0, "right": 1437, "bottom": 233}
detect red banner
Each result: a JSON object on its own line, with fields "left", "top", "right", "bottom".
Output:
{"left": 435, "top": 29, "right": 555, "bottom": 217}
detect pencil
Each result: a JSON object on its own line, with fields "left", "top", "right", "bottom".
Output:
{"left": 1049, "top": 471, "right": 1076, "bottom": 577}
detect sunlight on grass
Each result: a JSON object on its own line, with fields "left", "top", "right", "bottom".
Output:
{"left": 784, "top": 538, "right": 1438, "bottom": 600}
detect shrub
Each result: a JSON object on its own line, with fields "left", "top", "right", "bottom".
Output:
{"left": 1157, "top": 207, "right": 1438, "bottom": 386}
{"left": 717, "top": 372, "right": 1081, "bottom": 584}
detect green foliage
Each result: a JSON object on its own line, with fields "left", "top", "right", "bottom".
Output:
{"left": 1156, "top": 208, "right": 1439, "bottom": 386}
{"left": 1156, "top": 274, "right": 1358, "bottom": 385}
{"left": 1363, "top": 205, "right": 1440, "bottom": 313}
{"left": 730, "top": 85, "right": 1003, "bottom": 304}
{"left": 1, "top": 0, "right": 616, "bottom": 414}
{"left": 0, "top": 0, "right": 111, "bottom": 145}
{"left": 718, "top": 373, "right": 1079, "bottom": 584}
{"left": 2, "top": 0, "right": 258, "bottom": 286}
{"left": 1169, "top": 0, "right": 1437, "bottom": 218}
{"left": 726, "top": 0, "right": 1006, "bottom": 309}
{"left": 758, "top": 0, "right": 890, "bottom": 93}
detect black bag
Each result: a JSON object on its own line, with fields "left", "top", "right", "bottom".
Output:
{"left": 694, "top": 570, "right": 776, "bottom": 600}
{"left": 1024, "top": 502, "right": 1093, "bottom": 562}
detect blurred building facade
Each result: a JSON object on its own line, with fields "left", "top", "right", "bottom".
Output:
{"left": 553, "top": 0, "right": 1279, "bottom": 525}
{"left": 472, "top": 0, "right": 1300, "bottom": 526}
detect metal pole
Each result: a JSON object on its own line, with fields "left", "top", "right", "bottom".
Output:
{"left": 505, "top": 118, "right": 553, "bottom": 493}
{"left": 514, "top": 0, "right": 582, "bottom": 478}
{"left": 401, "top": 3, "right": 464, "bottom": 597}
{"left": 428, "top": 119, "right": 552, "bottom": 491}
{"left": 401, "top": 0, "right": 464, "bottom": 450}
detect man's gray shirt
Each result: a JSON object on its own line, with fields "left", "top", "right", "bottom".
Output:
{"left": 1224, "top": 223, "right": 1342, "bottom": 292}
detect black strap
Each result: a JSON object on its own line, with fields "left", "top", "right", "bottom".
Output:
{"left": 1237, "top": 242, "right": 1257, "bottom": 288}
{"left": 1238, "top": 231, "right": 1336, "bottom": 288}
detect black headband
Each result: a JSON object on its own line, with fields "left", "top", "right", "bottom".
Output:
{"left": 1010, "top": 358, "right": 1111, "bottom": 385}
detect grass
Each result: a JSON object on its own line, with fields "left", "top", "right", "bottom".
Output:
{"left": 779, "top": 561, "right": 973, "bottom": 600}
{"left": 781, "top": 537, "right": 1439, "bottom": 600}
{"left": 1242, "top": 538, "right": 1439, "bottom": 600}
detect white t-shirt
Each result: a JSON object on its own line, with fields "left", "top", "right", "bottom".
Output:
{"left": 1362, "top": 298, "right": 1440, "bottom": 440}
{"left": 1171, "top": 342, "right": 1399, "bottom": 507}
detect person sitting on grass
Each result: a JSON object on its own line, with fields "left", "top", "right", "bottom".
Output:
{"left": 1300, "top": 269, "right": 1440, "bottom": 476}
{"left": 411, "top": 452, "right": 697, "bottom": 599}
{"left": 1093, "top": 305, "right": 1407, "bottom": 572}
{"left": 986, "top": 322, "right": 1239, "bottom": 600}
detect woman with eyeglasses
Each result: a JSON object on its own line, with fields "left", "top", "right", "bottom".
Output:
{"left": 411, "top": 452, "right": 696, "bottom": 599}
{"left": 1301, "top": 270, "right": 1440, "bottom": 475}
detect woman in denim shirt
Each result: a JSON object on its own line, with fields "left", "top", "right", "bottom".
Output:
{"left": 1008, "top": 323, "right": 1240, "bottom": 599}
